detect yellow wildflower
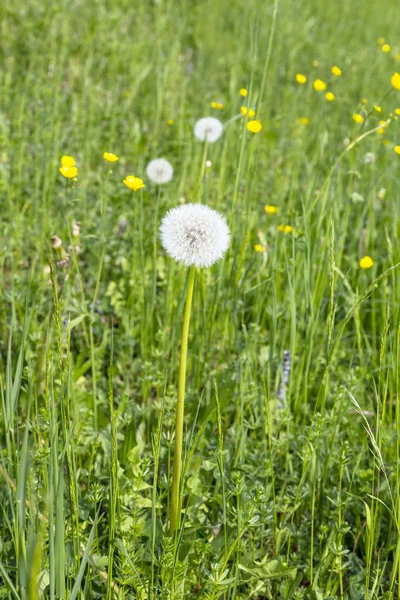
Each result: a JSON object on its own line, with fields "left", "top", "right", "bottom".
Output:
{"left": 382, "top": 44, "right": 391, "bottom": 53}
{"left": 123, "top": 176, "right": 145, "bottom": 191}
{"left": 240, "top": 88, "right": 248, "bottom": 97}
{"left": 313, "top": 79, "right": 327, "bottom": 91}
{"left": 61, "top": 155, "right": 75, "bottom": 167}
{"left": 352, "top": 113, "right": 365, "bottom": 124}
{"left": 265, "top": 205, "right": 277, "bottom": 214}
{"left": 103, "top": 152, "right": 119, "bottom": 162}
{"left": 312, "top": 60, "right": 319, "bottom": 67}
{"left": 331, "top": 65, "right": 342, "bottom": 76}
{"left": 377, "top": 120, "right": 388, "bottom": 134}
{"left": 325, "top": 92, "right": 335, "bottom": 101}
{"left": 395, "top": 146, "right": 400, "bottom": 155}
{"left": 395, "top": 108, "right": 400, "bottom": 115}
{"left": 391, "top": 72, "right": 400, "bottom": 90}
{"left": 362, "top": 98, "right": 368, "bottom": 104}
{"left": 240, "top": 106, "right": 256, "bottom": 118}
{"left": 298, "top": 117, "right": 309, "bottom": 125}
{"left": 278, "top": 224, "right": 293, "bottom": 233}
{"left": 254, "top": 244, "right": 265, "bottom": 252}
{"left": 373, "top": 106, "right": 382, "bottom": 113}
{"left": 360, "top": 256, "right": 374, "bottom": 269}
{"left": 167, "top": 119, "right": 174, "bottom": 126}
{"left": 247, "top": 120, "right": 262, "bottom": 133}
{"left": 396, "top": 53, "right": 400, "bottom": 62}
{"left": 211, "top": 101, "right": 224, "bottom": 110}
{"left": 377, "top": 37, "right": 385, "bottom": 45}
{"left": 296, "top": 74, "right": 307, "bottom": 84}
{"left": 59, "top": 165, "right": 78, "bottom": 179}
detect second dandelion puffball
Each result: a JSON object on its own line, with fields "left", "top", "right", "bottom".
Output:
{"left": 160, "top": 203, "right": 230, "bottom": 268}
{"left": 146, "top": 158, "right": 174, "bottom": 184}
{"left": 194, "top": 117, "right": 223, "bottom": 142}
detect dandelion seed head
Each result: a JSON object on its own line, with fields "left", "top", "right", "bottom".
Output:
{"left": 160, "top": 203, "right": 230, "bottom": 268}
{"left": 146, "top": 158, "right": 173, "bottom": 184}
{"left": 364, "top": 152, "right": 375, "bottom": 164}
{"left": 194, "top": 117, "right": 223, "bottom": 143}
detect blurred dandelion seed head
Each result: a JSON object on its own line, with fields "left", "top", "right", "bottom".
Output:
{"left": 146, "top": 158, "right": 173, "bottom": 184}
{"left": 194, "top": 117, "right": 223, "bottom": 142}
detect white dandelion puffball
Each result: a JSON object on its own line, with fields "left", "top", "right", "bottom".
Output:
{"left": 160, "top": 203, "right": 230, "bottom": 268}
{"left": 194, "top": 117, "right": 223, "bottom": 143}
{"left": 146, "top": 158, "right": 173, "bottom": 184}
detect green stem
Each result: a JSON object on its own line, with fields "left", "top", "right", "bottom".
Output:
{"left": 170, "top": 266, "right": 196, "bottom": 534}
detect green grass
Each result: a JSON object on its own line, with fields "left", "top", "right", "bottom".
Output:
{"left": 1, "top": 0, "right": 400, "bottom": 597}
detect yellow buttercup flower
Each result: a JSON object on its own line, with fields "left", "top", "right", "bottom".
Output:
{"left": 325, "top": 92, "right": 335, "bottom": 101}
{"left": 103, "top": 152, "right": 119, "bottom": 162}
{"left": 61, "top": 155, "right": 75, "bottom": 167}
{"left": 247, "top": 120, "right": 262, "bottom": 133}
{"left": 382, "top": 44, "right": 391, "bottom": 53}
{"left": 313, "top": 79, "right": 327, "bottom": 91}
{"left": 167, "top": 119, "right": 174, "bottom": 126}
{"left": 298, "top": 117, "right": 309, "bottom": 125}
{"left": 395, "top": 146, "right": 400, "bottom": 155}
{"left": 331, "top": 65, "right": 342, "bottom": 76}
{"left": 265, "top": 205, "right": 277, "bottom": 214}
{"left": 240, "top": 88, "right": 248, "bottom": 97}
{"left": 59, "top": 165, "right": 78, "bottom": 179}
{"left": 362, "top": 98, "right": 368, "bottom": 104}
{"left": 123, "top": 176, "right": 145, "bottom": 191}
{"left": 296, "top": 74, "right": 307, "bottom": 84}
{"left": 377, "top": 37, "right": 385, "bottom": 45}
{"left": 254, "top": 244, "right": 265, "bottom": 253}
{"left": 278, "top": 224, "right": 293, "bottom": 233}
{"left": 240, "top": 106, "right": 256, "bottom": 118}
{"left": 377, "top": 120, "right": 388, "bottom": 134}
{"left": 395, "top": 108, "right": 400, "bottom": 115}
{"left": 391, "top": 72, "right": 400, "bottom": 90}
{"left": 373, "top": 106, "right": 382, "bottom": 113}
{"left": 360, "top": 256, "right": 373, "bottom": 269}
{"left": 211, "top": 101, "right": 224, "bottom": 110}
{"left": 312, "top": 60, "right": 319, "bottom": 67}
{"left": 352, "top": 113, "right": 365, "bottom": 124}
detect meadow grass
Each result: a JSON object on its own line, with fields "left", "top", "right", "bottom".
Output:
{"left": 1, "top": 0, "right": 400, "bottom": 597}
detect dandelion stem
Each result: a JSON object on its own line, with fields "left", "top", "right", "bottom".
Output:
{"left": 170, "top": 265, "right": 196, "bottom": 534}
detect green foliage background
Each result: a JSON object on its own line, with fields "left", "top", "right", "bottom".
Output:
{"left": 1, "top": 0, "right": 400, "bottom": 597}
